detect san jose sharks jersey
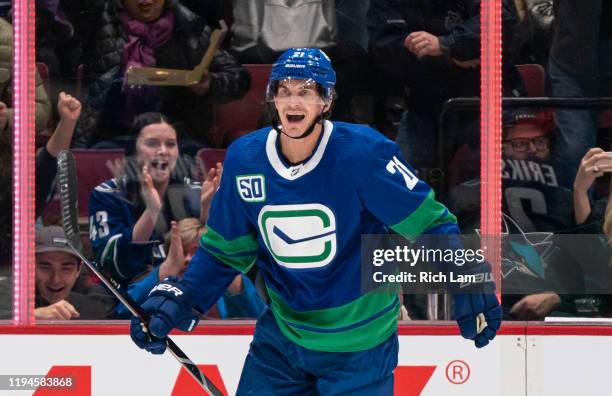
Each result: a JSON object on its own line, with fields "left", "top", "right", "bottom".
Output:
{"left": 501, "top": 158, "right": 574, "bottom": 233}
{"left": 182, "top": 120, "right": 458, "bottom": 352}
{"left": 450, "top": 158, "right": 575, "bottom": 234}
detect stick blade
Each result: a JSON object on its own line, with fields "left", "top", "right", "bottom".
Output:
{"left": 56, "top": 150, "right": 83, "bottom": 252}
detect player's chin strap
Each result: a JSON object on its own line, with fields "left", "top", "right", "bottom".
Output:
{"left": 271, "top": 108, "right": 326, "bottom": 140}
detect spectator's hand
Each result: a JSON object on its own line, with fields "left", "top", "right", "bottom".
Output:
{"left": 404, "top": 31, "right": 443, "bottom": 58}
{"left": 510, "top": 292, "right": 561, "bottom": 320}
{"left": 189, "top": 72, "right": 211, "bottom": 96}
{"left": 574, "top": 148, "right": 612, "bottom": 192}
{"left": 0, "top": 101, "right": 8, "bottom": 130}
{"left": 159, "top": 221, "right": 187, "bottom": 280}
{"left": 105, "top": 157, "right": 127, "bottom": 178}
{"left": 57, "top": 92, "right": 81, "bottom": 122}
{"left": 34, "top": 300, "right": 80, "bottom": 320}
{"left": 140, "top": 165, "right": 162, "bottom": 215}
{"left": 200, "top": 162, "right": 223, "bottom": 223}
{"left": 452, "top": 58, "right": 480, "bottom": 69}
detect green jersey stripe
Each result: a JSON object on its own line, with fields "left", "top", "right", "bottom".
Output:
{"left": 202, "top": 249, "right": 257, "bottom": 273}
{"left": 201, "top": 226, "right": 258, "bottom": 272}
{"left": 201, "top": 226, "right": 258, "bottom": 255}
{"left": 425, "top": 210, "right": 458, "bottom": 231}
{"left": 390, "top": 190, "right": 455, "bottom": 239}
{"left": 267, "top": 287, "right": 399, "bottom": 351}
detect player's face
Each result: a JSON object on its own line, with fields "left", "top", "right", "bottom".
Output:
{"left": 273, "top": 79, "right": 329, "bottom": 138}
{"left": 123, "top": 0, "right": 165, "bottom": 23}
{"left": 503, "top": 124, "right": 550, "bottom": 161}
{"left": 136, "top": 122, "right": 179, "bottom": 184}
{"left": 36, "top": 252, "right": 81, "bottom": 304}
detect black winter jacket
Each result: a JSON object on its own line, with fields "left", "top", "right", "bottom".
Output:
{"left": 74, "top": 1, "right": 249, "bottom": 147}
{"left": 369, "top": 0, "right": 523, "bottom": 117}
{"left": 549, "top": 0, "right": 611, "bottom": 78}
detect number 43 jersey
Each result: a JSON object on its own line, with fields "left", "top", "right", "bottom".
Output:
{"left": 183, "top": 120, "right": 458, "bottom": 352}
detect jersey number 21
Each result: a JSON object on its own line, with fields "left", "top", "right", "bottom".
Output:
{"left": 386, "top": 156, "right": 418, "bottom": 190}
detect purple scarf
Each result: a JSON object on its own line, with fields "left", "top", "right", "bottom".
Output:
{"left": 119, "top": 10, "right": 174, "bottom": 128}
{"left": 120, "top": 10, "right": 174, "bottom": 71}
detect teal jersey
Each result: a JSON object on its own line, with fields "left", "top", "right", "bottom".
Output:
{"left": 183, "top": 121, "right": 458, "bottom": 352}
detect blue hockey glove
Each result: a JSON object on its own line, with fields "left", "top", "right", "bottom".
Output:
{"left": 454, "top": 293, "right": 502, "bottom": 348}
{"left": 130, "top": 319, "right": 167, "bottom": 354}
{"left": 130, "top": 277, "right": 199, "bottom": 354}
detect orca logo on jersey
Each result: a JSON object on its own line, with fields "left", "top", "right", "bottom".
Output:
{"left": 236, "top": 175, "right": 266, "bottom": 202}
{"left": 258, "top": 204, "right": 337, "bottom": 269}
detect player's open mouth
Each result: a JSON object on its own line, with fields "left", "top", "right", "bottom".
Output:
{"left": 151, "top": 160, "right": 169, "bottom": 171}
{"left": 286, "top": 113, "right": 306, "bottom": 123}
{"left": 47, "top": 286, "right": 65, "bottom": 294}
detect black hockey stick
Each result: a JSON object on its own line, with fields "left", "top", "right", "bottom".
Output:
{"left": 54, "top": 150, "right": 223, "bottom": 396}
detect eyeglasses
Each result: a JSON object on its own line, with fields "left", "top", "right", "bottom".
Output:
{"left": 503, "top": 136, "right": 550, "bottom": 152}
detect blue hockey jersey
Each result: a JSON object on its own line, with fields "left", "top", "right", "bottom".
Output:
{"left": 88, "top": 173, "right": 202, "bottom": 284}
{"left": 182, "top": 121, "right": 459, "bottom": 352}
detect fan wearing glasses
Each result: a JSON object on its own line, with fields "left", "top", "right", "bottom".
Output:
{"left": 501, "top": 109, "right": 575, "bottom": 320}
{"left": 503, "top": 109, "right": 553, "bottom": 162}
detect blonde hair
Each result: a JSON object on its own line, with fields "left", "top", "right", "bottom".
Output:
{"left": 164, "top": 218, "right": 206, "bottom": 252}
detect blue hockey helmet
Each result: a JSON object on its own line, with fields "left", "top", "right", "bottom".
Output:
{"left": 266, "top": 48, "right": 336, "bottom": 103}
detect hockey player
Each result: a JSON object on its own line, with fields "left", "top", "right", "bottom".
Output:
{"left": 130, "top": 48, "right": 501, "bottom": 394}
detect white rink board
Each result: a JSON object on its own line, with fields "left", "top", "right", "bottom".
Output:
{"left": 526, "top": 335, "right": 612, "bottom": 396}
{"left": 0, "top": 333, "right": 524, "bottom": 395}
{"left": 398, "top": 335, "right": 525, "bottom": 396}
{"left": 0, "top": 332, "right": 610, "bottom": 395}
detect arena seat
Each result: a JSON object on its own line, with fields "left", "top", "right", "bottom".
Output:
{"left": 516, "top": 64, "right": 545, "bottom": 97}
{"left": 516, "top": 64, "right": 612, "bottom": 133}
{"left": 600, "top": 109, "right": 612, "bottom": 129}
{"left": 42, "top": 149, "right": 125, "bottom": 224}
{"left": 211, "top": 64, "right": 272, "bottom": 146}
{"left": 73, "top": 149, "right": 126, "bottom": 217}
{"left": 196, "top": 148, "right": 227, "bottom": 181}
{"left": 35, "top": 62, "right": 54, "bottom": 148}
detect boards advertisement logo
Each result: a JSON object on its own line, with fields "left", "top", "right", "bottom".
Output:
{"left": 258, "top": 204, "right": 337, "bottom": 269}
{"left": 28, "top": 363, "right": 434, "bottom": 395}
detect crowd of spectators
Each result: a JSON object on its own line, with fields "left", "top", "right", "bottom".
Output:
{"left": 0, "top": 0, "right": 610, "bottom": 322}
